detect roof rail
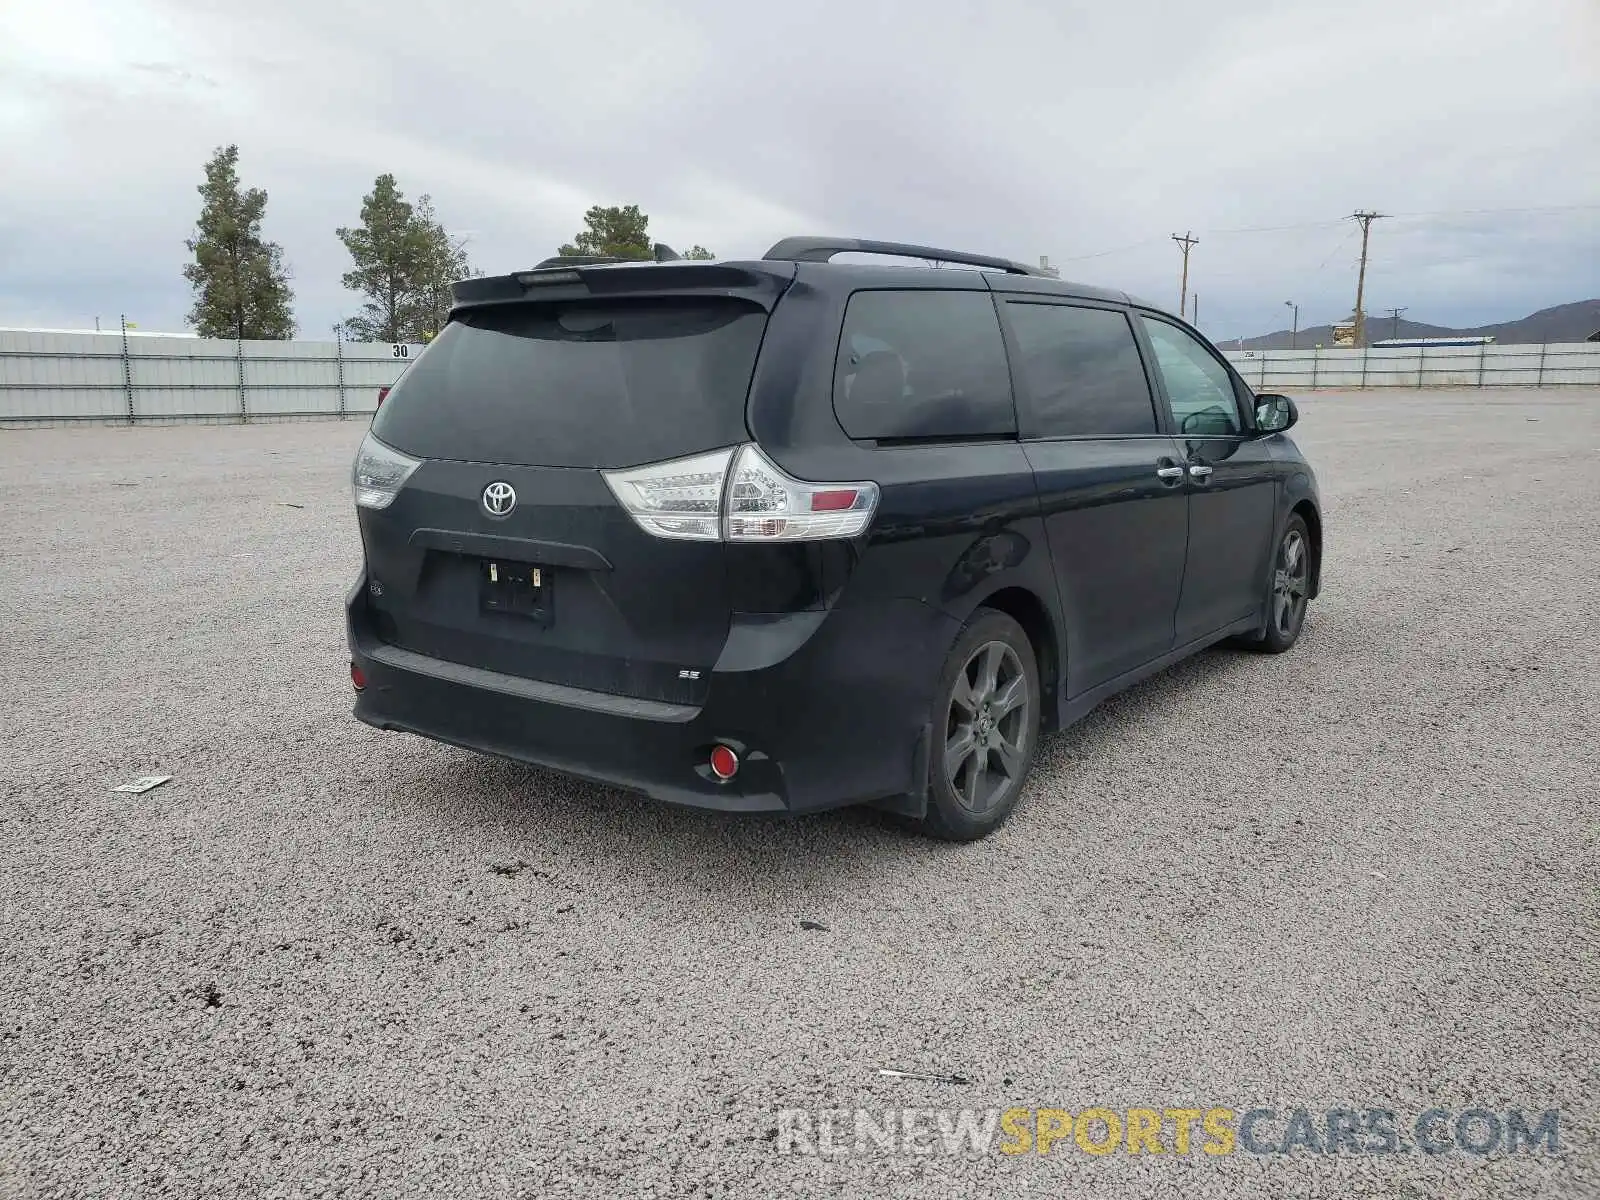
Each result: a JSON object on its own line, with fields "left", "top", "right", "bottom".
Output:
{"left": 762, "top": 236, "right": 1049, "bottom": 277}
{"left": 529, "top": 243, "right": 684, "bottom": 271}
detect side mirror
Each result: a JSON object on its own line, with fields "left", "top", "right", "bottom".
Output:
{"left": 1255, "top": 393, "right": 1297, "bottom": 434}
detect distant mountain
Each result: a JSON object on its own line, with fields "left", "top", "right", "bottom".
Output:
{"left": 1487, "top": 300, "right": 1600, "bottom": 344}
{"left": 1224, "top": 299, "right": 1600, "bottom": 350}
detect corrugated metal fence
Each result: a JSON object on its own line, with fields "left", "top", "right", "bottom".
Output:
{"left": 1220, "top": 342, "right": 1600, "bottom": 391}
{"left": 2, "top": 330, "right": 1598, "bottom": 427}
{"left": 0, "top": 330, "right": 423, "bottom": 426}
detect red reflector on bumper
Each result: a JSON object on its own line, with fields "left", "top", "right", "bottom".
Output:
{"left": 350, "top": 661, "right": 367, "bottom": 691}
{"left": 708, "top": 745, "right": 739, "bottom": 780}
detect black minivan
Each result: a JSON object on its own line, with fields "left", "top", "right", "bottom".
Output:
{"left": 347, "top": 237, "right": 1321, "bottom": 840}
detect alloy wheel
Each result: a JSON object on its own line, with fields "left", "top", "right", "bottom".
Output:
{"left": 1273, "top": 529, "right": 1310, "bottom": 637}
{"left": 944, "top": 641, "right": 1031, "bottom": 815}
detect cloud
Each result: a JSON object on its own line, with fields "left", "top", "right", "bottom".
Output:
{"left": 128, "top": 61, "right": 219, "bottom": 89}
{"left": 1, "top": 0, "right": 1596, "bottom": 338}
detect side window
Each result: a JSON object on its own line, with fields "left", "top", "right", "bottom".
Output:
{"left": 1139, "top": 317, "right": 1243, "bottom": 436}
{"left": 1003, "top": 302, "right": 1157, "bottom": 437}
{"left": 833, "top": 291, "right": 1015, "bottom": 441}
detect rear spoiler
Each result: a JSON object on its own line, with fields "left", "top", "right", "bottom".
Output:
{"left": 447, "top": 258, "right": 795, "bottom": 311}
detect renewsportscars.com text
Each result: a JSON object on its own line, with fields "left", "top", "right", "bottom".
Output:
{"left": 776, "top": 1106, "right": 1563, "bottom": 1158}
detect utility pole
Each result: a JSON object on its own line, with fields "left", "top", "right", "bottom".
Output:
{"left": 1386, "top": 306, "right": 1407, "bottom": 340}
{"left": 1172, "top": 231, "right": 1198, "bottom": 316}
{"left": 1192, "top": 293, "right": 1199, "bottom": 327}
{"left": 1285, "top": 300, "right": 1299, "bottom": 349}
{"left": 1349, "top": 210, "right": 1387, "bottom": 347}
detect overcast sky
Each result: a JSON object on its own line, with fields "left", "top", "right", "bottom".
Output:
{"left": 2, "top": 0, "right": 1596, "bottom": 341}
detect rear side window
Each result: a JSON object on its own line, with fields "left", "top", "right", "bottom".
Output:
{"left": 833, "top": 291, "right": 1015, "bottom": 441}
{"left": 1004, "top": 302, "right": 1157, "bottom": 438}
{"left": 370, "top": 297, "right": 766, "bottom": 468}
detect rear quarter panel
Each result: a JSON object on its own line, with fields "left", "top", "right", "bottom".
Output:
{"left": 745, "top": 269, "right": 1063, "bottom": 706}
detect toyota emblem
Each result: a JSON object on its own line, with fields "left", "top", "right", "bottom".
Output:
{"left": 482, "top": 481, "right": 516, "bottom": 518}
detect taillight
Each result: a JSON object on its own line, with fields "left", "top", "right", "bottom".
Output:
{"left": 724, "top": 445, "right": 878, "bottom": 540}
{"left": 603, "top": 444, "right": 878, "bottom": 542}
{"left": 377, "top": 386, "right": 390, "bottom": 408}
{"left": 352, "top": 432, "right": 422, "bottom": 509}
{"left": 599, "top": 448, "right": 731, "bottom": 541}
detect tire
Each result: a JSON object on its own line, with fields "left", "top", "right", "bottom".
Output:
{"left": 912, "top": 610, "right": 1041, "bottom": 842}
{"left": 1237, "top": 513, "right": 1312, "bottom": 654}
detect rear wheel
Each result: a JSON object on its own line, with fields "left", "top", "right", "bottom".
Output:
{"left": 1237, "top": 514, "right": 1312, "bottom": 653}
{"left": 914, "top": 610, "right": 1040, "bottom": 842}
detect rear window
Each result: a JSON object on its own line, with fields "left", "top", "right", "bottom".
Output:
{"left": 370, "top": 297, "right": 766, "bottom": 468}
{"left": 1004, "top": 302, "right": 1158, "bottom": 437}
{"left": 833, "top": 291, "right": 1015, "bottom": 441}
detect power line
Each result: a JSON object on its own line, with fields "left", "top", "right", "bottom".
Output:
{"left": 1054, "top": 203, "right": 1596, "bottom": 265}
{"left": 1385, "top": 306, "right": 1408, "bottom": 340}
{"left": 1059, "top": 236, "right": 1169, "bottom": 263}
{"left": 1314, "top": 224, "right": 1360, "bottom": 272}
{"left": 1386, "top": 202, "right": 1600, "bottom": 219}
{"left": 1203, "top": 206, "right": 1594, "bottom": 235}
{"left": 1202, "top": 219, "right": 1349, "bottom": 236}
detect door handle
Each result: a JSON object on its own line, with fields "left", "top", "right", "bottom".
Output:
{"left": 1156, "top": 465, "right": 1185, "bottom": 480}
{"left": 1188, "top": 464, "right": 1214, "bottom": 480}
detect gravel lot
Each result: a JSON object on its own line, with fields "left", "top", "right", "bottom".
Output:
{"left": 2, "top": 388, "right": 1597, "bottom": 1199}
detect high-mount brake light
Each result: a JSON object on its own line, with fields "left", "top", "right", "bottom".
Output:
{"left": 603, "top": 445, "right": 878, "bottom": 543}
{"left": 376, "top": 386, "right": 390, "bottom": 408}
{"left": 514, "top": 270, "right": 582, "bottom": 286}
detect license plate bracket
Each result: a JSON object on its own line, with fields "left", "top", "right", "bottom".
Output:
{"left": 480, "top": 559, "right": 552, "bottom": 623}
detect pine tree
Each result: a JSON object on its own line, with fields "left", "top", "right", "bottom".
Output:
{"left": 336, "top": 174, "right": 425, "bottom": 343}
{"left": 405, "top": 195, "right": 475, "bottom": 342}
{"left": 182, "top": 145, "right": 295, "bottom": 339}
{"left": 338, "top": 178, "right": 474, "bottom": 342}
{"left": 558, "top": 204, "right": 652, "bottom": 259}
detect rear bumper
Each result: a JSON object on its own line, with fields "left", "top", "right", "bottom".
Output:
{"left": 346, "top": 575, "right": 957, "bottom": 814}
